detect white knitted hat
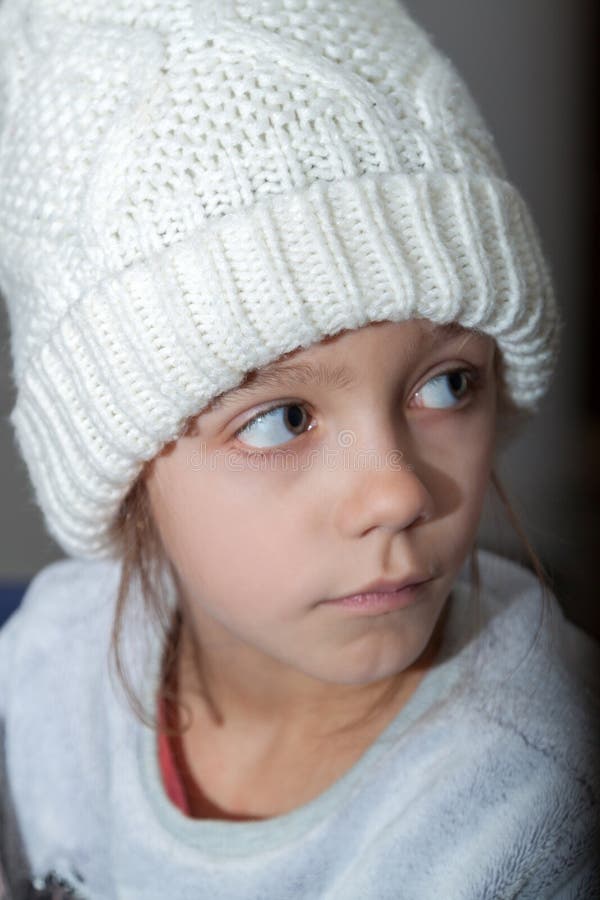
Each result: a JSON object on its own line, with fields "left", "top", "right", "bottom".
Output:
{"left": 0, "top": 0, "right": 561, "bottom": 559}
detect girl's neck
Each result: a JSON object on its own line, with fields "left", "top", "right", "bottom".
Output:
{"left": 157, "top": 599, "right": 450, "bottom": 820}
{"left": 162, "top": 594, "right": 451, "bottom": 742}
{"left": 157, "top": 600, "right": 449, "bottom": 820}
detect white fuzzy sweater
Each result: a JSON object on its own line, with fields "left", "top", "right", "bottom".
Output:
{"left": 1, "top": 548, "right": 599, "bottom": 899}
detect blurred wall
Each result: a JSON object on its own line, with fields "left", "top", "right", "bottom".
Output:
{"left": 1, "top": 1, "right": 598, "bottom": 637}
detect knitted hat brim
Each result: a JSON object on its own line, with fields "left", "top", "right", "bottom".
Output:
{"left": 11, "top": 171, "right": 560, "bottom": 558}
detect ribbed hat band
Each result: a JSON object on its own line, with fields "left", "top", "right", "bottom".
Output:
{"left": 0, "top": 0, "right": 561, "bottom": 556}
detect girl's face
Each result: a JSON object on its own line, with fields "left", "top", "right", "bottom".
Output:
{"left": 146, "top": 319, "right": 497, "bottom": 703}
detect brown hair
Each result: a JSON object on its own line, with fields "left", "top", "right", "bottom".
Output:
{"left": 106, "top": 345, "right": 555, "bottom": 739}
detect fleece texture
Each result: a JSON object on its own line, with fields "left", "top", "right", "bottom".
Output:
{"left": 0, "top": 548, "right": 598, "bottom": 899}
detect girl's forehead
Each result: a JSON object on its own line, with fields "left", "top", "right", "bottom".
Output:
{"left": 289, "top": 319, "right": 488, "bottom": 360}
{"left": 201, "top": 319, "right": 492, "bottom": 418}
{"left": 256, "top": 318, "right": 490, "bottom": 381}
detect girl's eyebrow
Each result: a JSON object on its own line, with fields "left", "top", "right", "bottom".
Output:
{"left": 205, "top": 323, "right": 478, "bottom": 414}
{"left": 206, "top": 362, "right": 356, "bottom": 413}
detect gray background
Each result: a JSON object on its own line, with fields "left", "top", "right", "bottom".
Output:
{"left": 1, "top": 1, "right": 598, "bottom": 638}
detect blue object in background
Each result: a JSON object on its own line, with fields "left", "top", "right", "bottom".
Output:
{"left": 0, "top": 583, "right": 28, "bottom": 627}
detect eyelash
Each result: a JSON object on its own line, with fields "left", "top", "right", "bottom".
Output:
{"left": 233, "top": 366, "right": 485, "bottom": 451}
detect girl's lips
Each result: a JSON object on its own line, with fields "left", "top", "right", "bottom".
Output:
{"left": 328, "top": 573, "right": 432, "bottom": 602}
{"left": 321, "top": 580, "right": 431, "bottom": 614}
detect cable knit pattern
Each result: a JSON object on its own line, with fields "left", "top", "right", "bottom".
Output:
{"left": 0, "top": 0, "right": 562, "bottom": 557}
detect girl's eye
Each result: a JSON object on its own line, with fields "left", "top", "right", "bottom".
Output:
{"left": 234, "top": 368, "right": 480, "bottom": 450}
{"left": 413, "top": 368, "right": 479, "bottom": 409}
{"left": 235, "top": 403, "right": 314, "bottom": 449}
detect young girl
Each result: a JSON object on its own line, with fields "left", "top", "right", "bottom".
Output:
{"left": 0, "top": 0, "right": 598, "bottom": 897}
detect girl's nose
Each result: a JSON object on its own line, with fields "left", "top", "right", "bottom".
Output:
{"left": 332, "top": 430, "right": 435, "bottom": 538}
